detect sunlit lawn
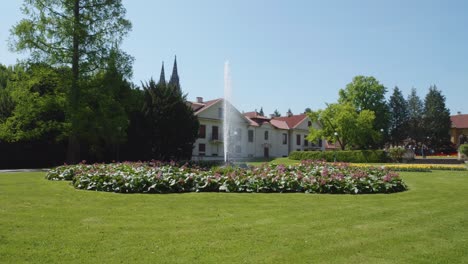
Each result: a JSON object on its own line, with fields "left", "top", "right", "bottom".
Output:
{"left": 1, "top": 170, "right": 467, "bottom": 263}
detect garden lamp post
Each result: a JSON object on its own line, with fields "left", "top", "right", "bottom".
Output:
{"left": 334, "top": 132, "right": 338, "bottom": 162}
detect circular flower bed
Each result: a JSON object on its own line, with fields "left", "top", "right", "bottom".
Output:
{"left": 46, "top": 160, "right": 407, "bottom": 194}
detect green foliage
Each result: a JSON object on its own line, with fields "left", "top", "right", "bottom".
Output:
{"left": 272, "top": 109, "right": 281, "bottom": 117}
{"left": 46, "top": 161, "right": 407, "bottom": 194}
{"left": 387, "top": 146, "right": 407, "bottom": 163}
{"left": 10, "top": 0, "right": 133, "bottom": 163}
{"left": 76, "top": 53, "right": 134, "bottom": 160}
{"left": 307, "top": 103, "right": 377, "bottom": 150}
{"left": 259, "top": 107, "right": 264, "bottom": 116}
{"left": 459, "top": 144, "right": 468, "bottom": 159}
{"left": 388, "top": 86, "right": 409, "bottom": 145}
{"left": 289, "top": 150, "right": 387, "bottom": 163}
{"left": 10, "top": 0, "right": 132, "bottom": 74}
{"left": 407, "top": 88, "right": 424, "bottom": 141}
{"left": 0, "top": 64, "right": 69, "bottom": 142}
{"left": 338, "top": 76, "right": 390, "bottom": 141}
{"left": 423, "top": 85, "right": 452, "bottom": 150}
{"left": 142, "top": 79, "right": 199, "bottom": 160}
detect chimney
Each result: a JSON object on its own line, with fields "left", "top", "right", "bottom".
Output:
{"left": 196, "top": 97, "right": 203, "bottom": 103}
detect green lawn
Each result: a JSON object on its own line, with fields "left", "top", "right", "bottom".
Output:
{"left": 1, "top": 171, "right": 467, "bottom": 263}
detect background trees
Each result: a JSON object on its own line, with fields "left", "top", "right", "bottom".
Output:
{"left": 423, "top": 85, "right": 451, "bottom": 150}
{"left": 338, "top": 76, "right": 390, "bottom": 133}
{"left": 307, "top": 103, "right": 376, "bottom": 150}
{"left": 10, "top": 0, "right": 132, "bottom": 163}
{"left": 307, "top": 75, "right": 453, "bottom": 153}
{"left": 141, "top": 79, "right": 199, "bottom": 160}
{"left": 388, "top": 87, "right": 409, "bottom": 145}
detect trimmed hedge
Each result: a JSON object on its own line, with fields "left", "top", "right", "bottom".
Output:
{"left": 289, "top": 150, "right": 387, "bottom": 163}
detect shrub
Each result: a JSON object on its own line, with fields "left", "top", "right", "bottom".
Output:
{"left": 45, "top": 161, "right": 407, "bottom": 194}
{"left": 459, "top": 144, "right": 468, "bottom": 159}
{"left": 387, "top": 147, "right": 407, "bottom": 163}
{"left": 289, "top": 150, "right": 386, "bottom": 163}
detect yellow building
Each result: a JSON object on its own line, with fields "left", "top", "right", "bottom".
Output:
{"left": 450, "top": 113, "right": 468, "bottom": 146}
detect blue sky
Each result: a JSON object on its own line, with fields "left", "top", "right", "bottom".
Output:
{"left": 1, "top": 0, "right": 467, "bottom": 115}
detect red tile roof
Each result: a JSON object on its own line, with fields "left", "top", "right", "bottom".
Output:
{"left": 189, "top": 98, "right": 223, "bottom": 115}
{"left": 270, "top": 119, "right": 289, "bottom": 130}
{"left": 274, "top": 114, "right": 308, "bottom": 129}
{"left": 451, "top": 114, "right": 468, "bottom": 129}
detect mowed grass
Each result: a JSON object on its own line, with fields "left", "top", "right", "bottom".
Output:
{"left": 1, "top": 171, "right": 467, "bottom": 263}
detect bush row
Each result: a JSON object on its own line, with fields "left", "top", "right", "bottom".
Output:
{"left": 289, "top": 150, "right": 387, "bottom": 163}
{"left": 46, "top": 161, "right": 407, "bottom": 194}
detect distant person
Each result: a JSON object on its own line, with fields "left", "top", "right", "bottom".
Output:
{"left": 458, "top": 134, "right": 466, "bottom": 148}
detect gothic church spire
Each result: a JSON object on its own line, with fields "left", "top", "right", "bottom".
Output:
{"left": 169, "top": 55, "right": 180, "bottom": 92}
{"left": 158, "top": 61, "right": 166, "bottom": 85}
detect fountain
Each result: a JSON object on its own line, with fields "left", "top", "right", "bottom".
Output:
{"left": 222, "top": 61, "right": 248, "bottom": 168}
{"left": 223, "top": 61, "right": 232, "bottom": 163}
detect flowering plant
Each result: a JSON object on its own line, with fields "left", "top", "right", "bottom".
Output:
{"left": 46, "top": 160, "right": 407, "bottom": 194}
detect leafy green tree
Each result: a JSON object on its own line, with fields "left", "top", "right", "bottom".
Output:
{"left": 423, "top": 85, "right": 451, "bottom": 150}
{"left": 77, "top": 53, "right": 133, "bottom": 161}
{"left": 407, "top": 88, "right": 424, "bottom": 142}
{"left": 388, "top": 86, "right": 409, "bottom": 145}
{"left": 142, "top": 79, "right": 199, "bottom": 160}
{"left": 307, "top": 103, "right": 376, "bottom": 150}
{"left": 304, "top": 108, "right": 312, "bottom": 113}
{"left": 339, "top": 76, "right": 390, "bottom": 140}
{"left": 0, "top": 64, "right": 69, "bottom": 142}
{"left": 0, "top": 65, "right": 15, "bottom": 123}
{"left": 10, "top": 0, "right": 132, "bottom": 163}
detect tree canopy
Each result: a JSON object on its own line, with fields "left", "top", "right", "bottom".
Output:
{"left": 388, "top": 86, "right": 409, "bottom": 145}
{"left": 423, "top": 85, "right": 451, "bottom": 150}
{"left": 339, "top": 76, "right": 389, "bottom": 134}
{"left": 10, "top": 0, "right": 132, "bottom": 163}
{"left": 141, "top": 79, "right": 199, "bottom": 160}
{"left": 307, "top": 103, "right": 376, "bottom": 150}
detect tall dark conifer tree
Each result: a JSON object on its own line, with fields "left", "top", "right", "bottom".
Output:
{"left": 388, "top": 86, "right": 409, "bottom": 145}
{"left": 141, "top": 61, "right": 199, "bottom": 160}
{"left": 423, "top": 85, "right": 451, "bottom": 150}
{"left": 407, "top": 88, "right": 424, "bottom": 142}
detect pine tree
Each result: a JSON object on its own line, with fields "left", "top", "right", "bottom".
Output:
{"left": 259, "top": 107, "right": 264, "bottom": 116}
{"left": 142, "top": 64, "right": 199, "bottom": 160}
{"left": 272, "top": 109, "right": 281, "bottom": 117}
{"left": 407, "top": 88, "right": 424, "bottom": 142}
{"left": 388, "top": 86, "right": 409, "bottom": 145}
{"left": 423, "top": 85, "right": 451, "bottom": 151}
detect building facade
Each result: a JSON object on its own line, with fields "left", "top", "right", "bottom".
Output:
{"left": 189, "top": 98, "right": 325, "bottom": 160}
{"left": 450, "top": 113, "right": 468, "bottom": 146}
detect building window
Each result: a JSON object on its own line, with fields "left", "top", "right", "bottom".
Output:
{"left": 304, "top": 137, "right": 309, "bottom": 147}
{"left": 248, "top": 130, "right": 254, "bottom": 142}
{"left": 211, "top": 126, "right": 218, "bottom": 140}
{"left": 199, "top": 143, "right": 206, "bottom": 156}
{"left": 264, "top": 131, "right": 269, "bottom": 140}
{"left": 199, "top": 125, "right": 206, "bottom": 139}
{"left": 318, "top": 139, "right": 323, "bottom": 148}
{"left": 296, "top": 134, "right": 301, "bottom": 145}
{"left": 282, "top": 133, "right": 287, "bottom": 145}
{"left": 308, "top": 121, "right": 312, "bottom": 127}
{"left": 218, "top": 108, "right": 223, "bottom": 119}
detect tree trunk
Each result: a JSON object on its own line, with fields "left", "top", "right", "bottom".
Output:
{"left": 66, "top": 0, "right": 81, "bottom": 164}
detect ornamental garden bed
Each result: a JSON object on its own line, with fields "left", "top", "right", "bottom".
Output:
{"left": 46, "top": 160, "right": 407, "bottom": 194}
